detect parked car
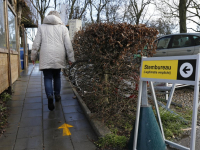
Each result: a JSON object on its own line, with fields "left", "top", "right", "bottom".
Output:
{"left": 151, "top": 33, "right": 200, "bottom": 92}
{"left": 153, "top": 33, "right": 200, "bottom": 57}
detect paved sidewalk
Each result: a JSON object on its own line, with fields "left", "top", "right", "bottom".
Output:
{"left": 0, "top": 64, "right": 97, "bottom": 150}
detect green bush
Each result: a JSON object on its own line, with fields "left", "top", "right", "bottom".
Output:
{"left": 96, "top": 134, "right": 128, "bottom": 149}
{"left": 1, "top": 92, "right": 11, "bottom": 102}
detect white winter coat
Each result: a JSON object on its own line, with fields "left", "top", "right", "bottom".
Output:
{"left": 31, "top": 15, "right": 75, "bottom": 70}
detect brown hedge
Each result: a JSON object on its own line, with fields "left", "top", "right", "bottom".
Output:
{"left": 73, "top": 23, "right": 158, "bottom": 65}
{"left": 72, "top": 23, "right": 159, "bottom": 128}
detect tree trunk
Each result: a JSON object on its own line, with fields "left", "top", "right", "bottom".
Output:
{"left": 179, "top": 0, "right": 187, "bottom": 33}
{"left": 40, "top": 14, "right": 44, "bottom": 24}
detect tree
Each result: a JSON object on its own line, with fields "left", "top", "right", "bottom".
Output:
{"left": 104, "top": 0, "right": 121, "bottom": 23}
{"left": 148, "top": 18, "right": 177, "bottom": 36}
{"left": 62, "top": 0, "right": 90, "bottom": 20}
{"left": 155, "top": 0, "right": 197, "bottom": 33}
{"left": 26, "top": 28, "right": 37, "bottom": 42}
{"left": 179, "top": 0, "right": 187, "bottom": 33}
{"left": 53, "top": 0, "right": 63, "bottom": 10}
{"left": 127, "top": 0, "right": 153, "bottom": 25}
{"left": 187, "top": 0, "right": 200, "bottom": 32}
{"left": 28, "top": 0, "right": 51, "bottom": 23}
{"left": 88, "top": 0, "right": 111, "bottom": 23}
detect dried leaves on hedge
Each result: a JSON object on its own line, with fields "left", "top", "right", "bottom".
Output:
{"left": 73, "top": 23, "right": 158, "bottom": 63}
{"left": 72, "top": 23, "right": 158, "bottom": 136}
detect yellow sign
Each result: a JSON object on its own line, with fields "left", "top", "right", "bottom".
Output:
{"left": 58, "top": 123, "right": 73, "bottom": 136}
{"left": 141, "top": 60, "right": 178, "bottom": 80}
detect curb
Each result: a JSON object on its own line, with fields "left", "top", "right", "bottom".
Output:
{"left": 71, "top": 87, "right": 111, "bottom": 138}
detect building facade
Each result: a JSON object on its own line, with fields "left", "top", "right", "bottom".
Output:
{"left": 0, "top": 0, "right": 37, "bottom": 94}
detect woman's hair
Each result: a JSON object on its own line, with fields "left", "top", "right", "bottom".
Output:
{"left": 47, "top": 11, "right": 61, "bottom": 19}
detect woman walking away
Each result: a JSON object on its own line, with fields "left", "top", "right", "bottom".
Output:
{"left": 31, "top": 11, "right": 75, "bottom": 111}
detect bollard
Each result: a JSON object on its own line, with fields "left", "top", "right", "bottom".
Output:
{"left": 129, "top": 81, "right": 166, "bottom": 150}
{"left": 129, "top": 106, "right": 166, "bottom": 150}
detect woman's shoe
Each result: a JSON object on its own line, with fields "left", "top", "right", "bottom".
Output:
{"left": 48, "top": 96, "right": 55, "bottom": 111}
{"left": 55, "top": 95, "right": 61, "bottom": 102}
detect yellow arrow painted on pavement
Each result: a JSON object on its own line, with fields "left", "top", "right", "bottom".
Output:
{"left": 58, "top": 123, "right": 73, "bottom": 136}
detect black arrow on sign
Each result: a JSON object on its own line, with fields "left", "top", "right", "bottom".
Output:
{"left": 183, "top": 66, "right": 190, "bottom": 74}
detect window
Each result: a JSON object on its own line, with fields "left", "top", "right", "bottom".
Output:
{"left": 8, "top": 7, "right": 16, "bottom": 51}
{"left": 0, "top": 0, "right": 6, "bottom": 49}
{"left": 157, "top": 37, "right": 171, "bottom": 49}
{"left": 193, "top": 36, "right": 200, "bottom": 46}
{"left": 171, "top": 35, "right": 192, "bottom": 48}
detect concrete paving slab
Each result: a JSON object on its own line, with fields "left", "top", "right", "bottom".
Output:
{"left": 64, "top": 112, "right": 86, "bottom": 122}
{"left": 29, "top": 80, "right": 41, "bottom": 83}
{"left": 61, "top": 99, "right": 79, "bottom": 106}
{"left": 70, "top": 128, "right": 97, "bottom": 143}
{"left": 0, "top": 146, "right": 14, "bottom": 150}
{"left": 43, "top": 94, "right": 47, "bottom": 99}
{"left": 44, "top": 128, "right": 71, "bottom": 141}
{"left": 23, "top": 103, "right": 42, "bottom": 110}
{"left": 8, "top": 107, "right": 23, "bottom": 115}
{"left": 61, "top": 86, "right": 74, "bottom": 90}
{"left": 27, "top": 87, "right": 42, "bottom": 92}
{"left": 21, "top": 109, "right": 42, "bottom": 118}
{"left": 43, "top": 103, "right": 62, "bottom": 112}
{"left": 59, "top": 94, "right": 76, "bottom": 101}
{"left": 29, "top": 76, "right": 41, "bottom": 79}
{"left": 12, "top": 91, "right": 26, "bottom": 96}
{"left": 43, "top": 110, "right": 64, "bottom": 120}
{"left": 26, "top": 88, "right": 42, "bottom": 93}
{"left": 67, "top": 119, "right": 93, "bottom": 131}
{"left": 24, "top": 97, "right": 42, "bottom": 103}
{"left": 19, "top": 116, "right": 42, "bottom": 128}
{"left": 60, "top": 89, "right": 74, "bottom": 94}
{"left": 17, "top": 126, "right": 42, "bottom": 139}
{"left": 28, "top": 81, "right": 42, "bottom": 85}
{"left": 44, "top": 138, "right": 74, "bottom": 150}
{"left": 63, "top": 105, "right": 83, "bottom": 114}
{"left": 7, "top": 114, "right": 21, "bottom": 124}
{"left": 0, "top": 133, "right": 16, "bottom": 146}
{"left": 7, "top": 100, "right": 24, "bottom": 108}
{"left": 42, "top": 98, "right": 48, "bottom": 105}
{"left": 11, "top": 95, "right": 25, "bottom": 101}
{"left": 73, "top": 141, "right": 96, "bottom": 150}
{"left": 19, "top": 72, "right": 31, "bottom": 76}
{"left": 43, "top": 118, "right": 65, "bottom": 130}
{"left": 13, "top": 81, "right": 28, "bottom": 86}
{"left": 5, "top": 123, "right": 19, "bottom": 134}
{"left": 26, "top": 92, "right": 42, "bottom": 98}
{"left": 0, "top": 64, "right": 98, "bottom": 150}
{"left": 14, "top": 136, "right": 43, "bottom": 150}
{"left": 28, "top": 84, "right": 42, "bottom": 88}
{"left": 13, "top": 83, "right": 28, "bottom": 88}
{"left": 16, "top": 78, "right": 29, "bottom": 81}
{"left": 12, "top": 87, "right": 27, "bottom": 93}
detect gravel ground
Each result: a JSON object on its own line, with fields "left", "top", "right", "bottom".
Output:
{"left": 156, "top": 85, "right": 196, "bottom": 108}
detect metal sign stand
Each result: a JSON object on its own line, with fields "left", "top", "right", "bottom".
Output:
{"left": 133, "top": 54, "right": 200, "bottom": 150}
